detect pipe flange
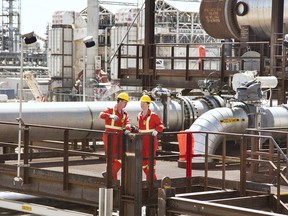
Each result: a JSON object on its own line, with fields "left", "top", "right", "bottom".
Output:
{"left": 177, "top": 96, "right": 195, "bottom": 129}
{"left": 201, "top": 96, "right": 214, "bottom": 110}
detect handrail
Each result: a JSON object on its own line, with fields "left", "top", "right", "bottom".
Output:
{"left": 162, "top": 129, "right": 288, "bottom": 212}
{"left": 247, "top": 128, "right": 288, "bottom": 162}
{"left": 0, "top": 120, "right": 118, "bottom": 189}
{"left": 0, "top": 120, "right": 286, "bottom": 213}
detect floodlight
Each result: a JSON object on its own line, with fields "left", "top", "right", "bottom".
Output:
{"left": 22, "top": 31, "right": 37, "bottom": 45}
{"left": 83, "top": 36, "right": 95, "bottom": 48}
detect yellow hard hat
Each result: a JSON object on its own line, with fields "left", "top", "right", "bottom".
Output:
{"left": 117, "top": 92, "right": 129, "bottom": 102}
{"left": 140, "top": 95, "right": 151, "bottom": 103}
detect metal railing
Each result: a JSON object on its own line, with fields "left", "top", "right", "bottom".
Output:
{"left": 171, "top": 129, "right": 288, "bottom": 212}
{"left": 0, "top": 120, "right": 287, "bottom": 214}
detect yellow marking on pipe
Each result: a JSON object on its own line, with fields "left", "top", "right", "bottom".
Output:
{"left": 220, "top": 118, "right": 241, "bottom": 123}
{"left": 22, "top": 205, "right": 32, "bottom": 211}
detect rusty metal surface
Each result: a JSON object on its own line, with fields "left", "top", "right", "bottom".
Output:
{"left": 0, "top": 122, "right": 286, "bottom": 215}
{"left": 165, "top": 196, "right": 283, "bottom": 216}
{"left": 199, "top": 0, "right": 240, "bottom": 40}
{"left": 0, "top": 153, "right": 286, "bottom": 215}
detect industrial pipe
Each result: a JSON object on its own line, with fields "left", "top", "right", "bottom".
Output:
{"left": 189, "top": 104, "right": 288, "bottom": 163}
{"left": 200, "top": 0, "right": 288, "bottom": 40}
{"left": 0, "top": 95, "right": 224, "bottom": 142}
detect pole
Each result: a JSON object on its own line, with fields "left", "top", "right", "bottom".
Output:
{"left": 83, "top": 44, "right": 86, "bottom": 102}
{"left": 15, "top": 39, "right": 23, "bottom": 182}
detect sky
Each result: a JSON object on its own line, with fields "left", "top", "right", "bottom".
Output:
{"left": 21, "top": 0, "right": 87, "bottom": 38}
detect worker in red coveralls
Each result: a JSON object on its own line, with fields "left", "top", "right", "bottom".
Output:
{"left": 137, "top": 95, "right": 164, "bottom": 180}
{"left": 99, "top": 92, "right": 131, "bottom": 180}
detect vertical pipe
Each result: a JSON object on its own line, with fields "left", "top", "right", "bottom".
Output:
{"left": 86, "top": 0, "right": 99, "bottom": 97}
{"left": 104, "top": 188, "right": 113, "bottom": 216}
{"left": 143, "top": 0, "right": 155, "bottom": 89}
{"left": 15, "top": 38, "right": 23, "bottom": 182}
{"left": 98, "top": 188, "right": 105, "bottom": 216}
{"left": 23, "top": 125, "right": 29, "bottom": 184}
{"left": 83, "top": 45, "right": 86, "bottom": 102}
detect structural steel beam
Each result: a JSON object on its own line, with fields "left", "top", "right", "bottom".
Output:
{"left": 166, "top": 197, "right": 284, "bottom": 216}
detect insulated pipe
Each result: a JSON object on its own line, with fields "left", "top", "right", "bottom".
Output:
{"left": 258, "top": 105, "right": 288, "bottom": 142}
{"left": 200, "top": 0, "right": 240, "bottom": 40}
{"left": 189, "top": 104, "right": 288, "bottom": 163}
{"left": 188, "top": 106, "right": 249, "bottom": 163}
{"left": 0, "top": 96, "right": 224, "bottom": 142}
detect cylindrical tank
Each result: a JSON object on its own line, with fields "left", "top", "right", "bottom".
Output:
{"left": 236, "top": 0, "right": 287, "bottom": 40}
{"left": 200, "top": 0, "right": 288, "bottom": 40}
{"left": 200, "top": 0, "right": 240, "bottom": 39}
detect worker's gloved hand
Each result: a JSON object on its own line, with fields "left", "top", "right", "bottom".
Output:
{"left": 131, "top": 125, "right": 139, "bottom": 133}
{"left": 152, "top": 130, "right": 158, "bottom": 136}
{"left": 109, "top": 114, "right": 119, "bottom": 121}
{"left": 124, "top": 130, "right": 130, "bottom": 135}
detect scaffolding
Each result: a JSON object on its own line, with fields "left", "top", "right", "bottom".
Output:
{"left": 0, "top": 0, "right": 21, "bottom": 52}
{"left": 79, "top": 0, "right": 215, "bottom": 44}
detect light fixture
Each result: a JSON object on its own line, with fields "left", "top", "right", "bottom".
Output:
{"left": 83, "top": 36, "right": 96, "bottom": 48}
{"left": 22, "top": 31, "right": 37, "bottom": 45}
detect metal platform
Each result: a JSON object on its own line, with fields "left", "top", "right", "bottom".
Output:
{"left": 0, "top": 124, "right": 288, "bottom": 215}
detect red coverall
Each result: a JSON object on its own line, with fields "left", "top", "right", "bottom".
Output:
{"left": 99, "top": 105, "right": 131, "bottom": 180}
{"left": 137, "top": 109, "right": 164, "bottom": 180}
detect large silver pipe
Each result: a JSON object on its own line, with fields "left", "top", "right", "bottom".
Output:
{"left": 189, "top": 104, "right": 288, "bottom": 163}
{"left": 0, "top": 101, "right": 157, "bottom": 142}
{"left": 0, "top": 96, "right": 224, "bottom": 142}
{"left": 188, "top": 106, "right": 249, "bottom": 163}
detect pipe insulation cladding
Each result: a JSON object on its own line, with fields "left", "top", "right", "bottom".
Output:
{"left": 189, "top": 104, "right": 288, "bottom": 164}
{"left": 200, "top": 0, "right": 288, "bottom": 40}
{"left": 0, "top": 96, "right": 224, "bottom": 142}
{"left": 188, "top": 106, "right": 249, "bottom": 163}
